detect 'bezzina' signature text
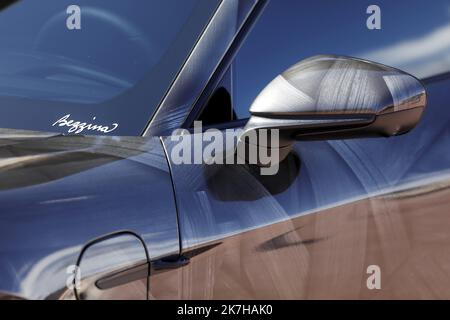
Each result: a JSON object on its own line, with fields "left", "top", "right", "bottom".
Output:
{"left": 52, "top": 114, "right": 119, "bottom": 134}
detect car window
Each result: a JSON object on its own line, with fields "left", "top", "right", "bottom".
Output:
{"left": 0, "top": 0, "right": 220, "bottom": 135}
{"left": 233, "top": 0, "right": 450, "bottom": 119}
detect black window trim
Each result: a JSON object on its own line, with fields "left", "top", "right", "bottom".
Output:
{"left": 181, "top": 0, "right": 268, "bottom": 132}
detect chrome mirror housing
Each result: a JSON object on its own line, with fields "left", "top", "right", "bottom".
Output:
{"left": 240, "top": 55, "right": 427, "bottom": 163}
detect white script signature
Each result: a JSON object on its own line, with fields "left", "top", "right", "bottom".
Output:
{"left": 52, "top": 114, "right": 119, "bottom": 134}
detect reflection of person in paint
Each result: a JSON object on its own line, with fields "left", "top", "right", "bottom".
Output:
{"left": 52, "top": 114, "right": 119, "bottom": 134}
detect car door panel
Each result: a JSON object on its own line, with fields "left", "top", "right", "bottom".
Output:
{"left": 0, "top": 135, "right": 180, "bottom": 299}
{"left": 158, "top": 76, "right": 450, "bottom": 299}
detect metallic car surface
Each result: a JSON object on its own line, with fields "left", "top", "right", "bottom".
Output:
{"left": 249, "top": 55, "right": 426, "bottom": 117}
{"left": 0, "top": 0, "right": 266, "bottom": 300}
{"left": 0, "top": 133, "right": 179, "bottom": 299}
{"left": 158, "top": 75, "right": 450, "bottom": 299}
{"left": 0, "top": 0, "right": 449, "bottom": 300}
{"left": 240, "top": 55, "right": 427, "bottom": 164}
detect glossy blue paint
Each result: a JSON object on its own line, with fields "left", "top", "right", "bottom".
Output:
{"left": 0, "top": 134, "right": 179, "bottom": 299}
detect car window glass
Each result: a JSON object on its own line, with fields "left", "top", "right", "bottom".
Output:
{"left": 0, "top": 0, "right": 220, "bottom": 135}
{"left": 233, "top": 0, "right": 450, "bottom": 119}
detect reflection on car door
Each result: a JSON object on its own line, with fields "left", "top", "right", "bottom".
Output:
{"left": 153, "top": 75, "right": 450, "bottom": 299}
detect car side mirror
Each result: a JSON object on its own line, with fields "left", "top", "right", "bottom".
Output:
{"left": 239, "top": 55, "right": 427, "bottom": 163}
